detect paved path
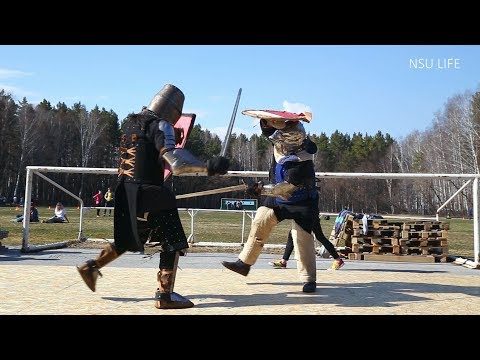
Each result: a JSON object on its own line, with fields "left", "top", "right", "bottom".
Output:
{"left": 1, "top": 248, "right": 479, "bottom": 315}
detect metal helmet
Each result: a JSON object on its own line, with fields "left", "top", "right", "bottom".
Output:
{"left": 269, "top": 121, "right": 307, "bottom": 155}
{"left": 145, "top": 84, "right": 185, "bottom": 124}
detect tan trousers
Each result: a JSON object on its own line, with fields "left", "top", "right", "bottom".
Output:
{"left": 239, "top": 207, "right": 278, "bottom": 265}
{"left": 291, "top": 221, "right": 317, "bottom": 283}
{"left": 239, "top": 206, "right": 317, "bottom": 283}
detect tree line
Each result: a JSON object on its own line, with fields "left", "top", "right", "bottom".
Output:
{"left": 1, "top": 88, "right": 479, "bottom": 217}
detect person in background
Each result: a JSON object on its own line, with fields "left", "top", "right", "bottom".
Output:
{"left": 13, "top": 202, "right": 39, "bottom": 223}
{"left": 103, "top": 187, "right": 114, "bottom": 216}
{"left": 92, "top": 190, "right": 103, "bottom": 217}
{"left": 268, "top": 216, "right": 345, "bottom": 270}
{"left": 43, "top": 202, "right": 69, "bottom": 223}
{"left": 468, "top": 207, "right": 473, "bottom": 219}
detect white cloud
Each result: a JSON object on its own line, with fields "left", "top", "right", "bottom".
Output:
{"left": 0, "top": 84, "right": 36, "bottom": 98}
{"left": 0, "top": 69, "right": 36, "bottom": 100}
{"left": 282, "top": 100, "right": 312, "bottom": 114}
{"left": 209, "top": 126, "right": 260, "bottom": 140}
{"left": 0, "top": 84, "right": 20, "bottom": 94}
{"left": 0, "top": 68, "right": 32, "bottom": 79}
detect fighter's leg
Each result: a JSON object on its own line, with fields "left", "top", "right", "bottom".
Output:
{"left": 77, "top": 243, "right": 125, "bottom": 292}
{"left": 155, "top": 251, "right": 194, "bottom": 309}
{"left": 146, "top": 209, "right": 193, "bottom": 309}
{"left": 291, "top": 221, "right": 317, "bottom": 292}
{"left": 269, "top": 230, "right": 293, "bottom": 268}
{"left": 283, "top": 230, "right": 295, "bottom": 261}
{"left": 239, "top": 206, "right": 278, "bottom": 264}
{"left": 222, "top": 206, "right": 278, "bottom": 276}
{"left": 312, "top": 217, "right": 340, "bottom": 259}
{"left": 312, "top": 217, "right": 345, "bottom": 270}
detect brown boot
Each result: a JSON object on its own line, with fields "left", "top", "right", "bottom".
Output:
{"left": 76, "top": 243, "right": 120, "bottom": 292}
{"left": 154, "top": 268, "right": 194, "bottom": 309}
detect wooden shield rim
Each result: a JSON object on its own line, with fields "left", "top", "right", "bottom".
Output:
{"left": 241, "top": 109, "right": 312, "bottom": 123}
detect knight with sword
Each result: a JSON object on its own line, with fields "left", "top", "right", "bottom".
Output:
{"left": 222, "top": 109, "right": 320, "bottom": 293}
{"left": 76, "top": 84, "right": 230, "bottom": 309}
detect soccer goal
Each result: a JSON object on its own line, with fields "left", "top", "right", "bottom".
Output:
{"left": 20, "top": 165, "right": 480, "bottom": 264}
{"left": 20, "top": 166, "right": 269, "bottom": 252}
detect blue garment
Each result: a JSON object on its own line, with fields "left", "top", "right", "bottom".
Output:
{"left": 334, "top": 209, "right": 354, "bottom": 236}
{"left": 15, "top": 208, "right": 39, "bottom": 223}
{"left": 274, "top": 161, "right": 317, "bottom": 204}
{"left": 30, "top": 208, "right": 39, "bottom": 222}
{"left": 260, "top": 124, "right": 318, "bottom": 234}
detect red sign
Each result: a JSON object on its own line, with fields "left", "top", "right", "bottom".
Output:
{"left": 163, "top": 113, "right": 196, "bottom": 180}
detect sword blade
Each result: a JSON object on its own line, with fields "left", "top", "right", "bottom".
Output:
{"left": 220, "top": 88, "right": 242, "bottom": 157}
{"left": 176, "top": 184, "right": 247, "bottom": 199}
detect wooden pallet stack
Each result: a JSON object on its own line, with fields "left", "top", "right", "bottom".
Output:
{"left": 347, "top": 219, "right": 403, "bottom": 259}
{"left": 345, "top": 219, "right": 449, "bottom": 263}
{"left": 399, "top": 221, "right": 449, "bottom": 257}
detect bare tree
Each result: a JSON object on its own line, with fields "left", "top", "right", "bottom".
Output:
{"left": 73, "top": 104, "right": 108, "bottom": 198}
{"left": 0, "top": 90, "right": 19, "bottom": 200}
{"left": 12, "top": 98, "right": 41, "bottom": 199}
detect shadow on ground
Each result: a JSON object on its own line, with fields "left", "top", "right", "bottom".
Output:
{"left": 199, "top": 281, "right": 480, "bottom": 308}
{"left": 0, "top": 249, "right": 84, "bottom": 262}
{"left": 100, "top": 280, "right": 480, "bottom": 309}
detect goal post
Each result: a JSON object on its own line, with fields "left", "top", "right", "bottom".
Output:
{"left": 21, "top": 166, "right": 480, "bottom": 264}
{"left": 22, "top": 166, "right": 118, "bottom": 252}
{"left": 21, "top": 167, "right": 269, "bottom": 252}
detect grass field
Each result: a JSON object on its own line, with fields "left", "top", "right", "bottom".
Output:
{"left": 0, "top": 206, "right": 476, "bottom": 258}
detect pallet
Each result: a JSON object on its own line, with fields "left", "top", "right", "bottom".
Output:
{"left": 351, "top": 243, "right": 400, "bottom": 254}
{"left": 362, "top": 219, "right": 404, "bottom": 229}
{"left": 351, "top": 237, "right": 399, "bottom": 246}
{"left": 399, "top": 238, "right": 448, "bottom": 247}
{"left": 401, "top": 230, "right": 449, "bottom": 239}
{"left": 348, "top": 253, "right": 364, "bottom": 260}
{"left": 362, "top": 254, "right": 437, "bottom": 263}
{"left": 402, "top": 221, "right": 449, "bottom": 231}
{"left": 353, "top": 229, "right": 400, "bottom": 237}
{"left": 400, "top": 246, "right": 448, "bottom": 255}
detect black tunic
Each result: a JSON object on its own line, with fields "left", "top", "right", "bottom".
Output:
{"left": 114, "top": 113, "right": 188, "bottom": 253}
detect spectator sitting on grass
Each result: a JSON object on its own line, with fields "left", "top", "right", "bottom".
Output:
{"left": 42, "top": 202, "right": 69, "bottom": 223}
{"left": 12, "top": 202, "right": 39, "bottom": 223}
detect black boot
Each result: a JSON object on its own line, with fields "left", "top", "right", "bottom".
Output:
{"left": 221, "top": 259, "right": 251, "bottom": 276}
{"left": 302, "top": 282, "right": 316, "bottom": 293}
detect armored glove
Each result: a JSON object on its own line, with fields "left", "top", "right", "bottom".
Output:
{"left": 245, "top": 180, "right": 264, "bottom": 197}
{"left": 206, "top": 156, "right": 230, "bottom": 176}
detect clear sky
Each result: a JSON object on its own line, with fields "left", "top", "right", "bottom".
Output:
{"left": 1, "top": 45, "right": 479, "bottom": 141}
